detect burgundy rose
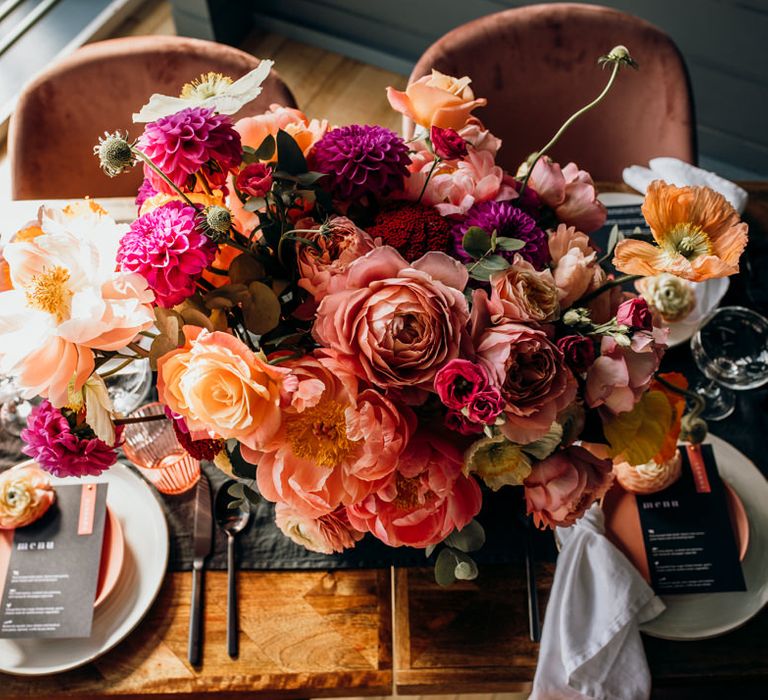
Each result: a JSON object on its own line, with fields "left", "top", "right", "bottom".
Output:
{"left": 434, "top": 359, "right": 489, "bottom": 409}
{"left": 430, "top": 126, "right": 469, "bottom": 160}
{"left": 467, "top": 386, "right": 505, "bottom": 425}
{"left": 445, "top": 410, "right": 484, "bottom": 436}
{"left": 616, "top": 297, "right": 653, "bottom": 331}
{"left": 236, "top": 162, "right": 274, "bottom": 197}
{"left": 557, "top": 335, "right": 596, "bottom": 374}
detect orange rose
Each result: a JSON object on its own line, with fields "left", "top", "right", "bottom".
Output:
{"left": 157, "top": 326, "right": 295, "bottom": 450}
{"left": 387, "top": 70, "right": 487, "bottom": 131}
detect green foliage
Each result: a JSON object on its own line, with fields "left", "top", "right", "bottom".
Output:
{"left": 275, "top": 129, "right": 307, "bottom": 175}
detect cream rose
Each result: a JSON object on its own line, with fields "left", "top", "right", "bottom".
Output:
{"left": 0, "top": 464, "right": 56, "bottom": 529}
{"left": 157, "top": 326, "right": 295, "bottom": 450}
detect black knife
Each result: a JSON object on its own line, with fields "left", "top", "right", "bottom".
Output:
{"left": 188, "top": 473, "right": 212, "bottom": 665}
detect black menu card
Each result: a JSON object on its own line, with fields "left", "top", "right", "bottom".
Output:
{"left": 636, "top": 445, "right": 746, "bottom": 595}
{"left": 0, "top": 483, "right": 108, "bottom": 638}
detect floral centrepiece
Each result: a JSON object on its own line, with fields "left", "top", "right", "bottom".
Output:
{"left": 7, "top": 50, "right": 750, "bottom": 571}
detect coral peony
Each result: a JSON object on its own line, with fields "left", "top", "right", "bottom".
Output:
{"left": 386, "top": 70, "right": 486, "bottom": 130}
{"left": 21, "top": 401, "right": 121, "bottom": 477}
{"left": 296, "top": 217, "right": 376, "bottom": 302}
{"left": 0, "top": 463, "right": 56, "bottom": 529}
{"left": 313, "top": 246, "right": 470, "bottom": 401}
{"left": 235, "top": 104, "right": 327, "bottom": 157}
{"left": 311, "top": 125, "right": 410, "bottom": 201}
{"left": 527, "top": 157, "right": 606, "bottom": 233}
{"left": 366, "top": 203, "right": 453, "bottom": 261}
{"left": 117, "top": 200, "right": 218, "bottom": 307}
{"left": 251, "top": 352, "right": 414, "bottom": 518}
{"left": 548, "top": 224, "right": 600, "bottom": 307}
{"left": 157, "top": 326, "right": 295, "bottom": 451}
{"left": 138, "top": 106, "right": 241, "bottom": 193}
{"left": 275, "top": 504, "right": 364, "bottom": 554}
{"left": 454, "top": 200, "right": 549, "bottom": 269}
{"left": 524, "top": 446, "right": 614, "bottom": 529}
{"left": 346, "top": 432, "right": 482, "bottom": 548}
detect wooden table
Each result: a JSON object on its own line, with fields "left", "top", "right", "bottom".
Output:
{"left": 2, "top": 185, "right": 767, "bottom": 698}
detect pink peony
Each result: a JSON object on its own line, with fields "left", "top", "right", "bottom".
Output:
{"left": 249, "top": 351, "right": 415, "bottom": 519}
{"left": 585, "top": 328, "right": 667, "bottom": 414}
{"left": 472, "top": 293, "right": 577, "bottom": 443}
{"left": 403, "top": 149, "right": 517, "bottom": 217}
{"left": 117, "top": 200, "right": 218, "bottom": 307}
{"left": 430, "top": 126, "right": 468, "bottom": 160}
{"left": 138, "top": 107, "right": 241, "bottom": 193}
{"left": 616, "top": 297, "right": 653, "bottom": 331}
{"left": 21, "top": 401, "right": 121, "bottom": 477}
{"left": 346, "top": 432, "right": 482, "bottom": 548}
{"left": 548, "top": 224, "right": 599, "bottom": 307}
{"left": 313, "top": 247, "right": 470, "bottom": 401}
{"left": 524, "top": 446, "right": 614, "bottom": 529}
{"left": 458, "top": 118, "right": 502, "bottom": 155}
{"left": 489, "top": 254, "right": 559, "bottom": 322}
{"left": 433, "top": 359, "right": 489, "bottom": 410}
{"left": 274, "top": 504, "right": 364, "bottom": 554}
{"left": 528, "top": 157, "right": 606, "bottom": 233}
{"left": 296, "top": 217, "right": 376, "bottom": 302}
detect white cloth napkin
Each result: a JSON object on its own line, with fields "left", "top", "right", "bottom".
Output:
{"left": 530, "top": 505, "right": 665, "bottom": 700}
{"left": 623, "top": 157, "right": 748, "bottom": 214}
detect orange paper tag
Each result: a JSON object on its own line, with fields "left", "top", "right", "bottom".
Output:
{"left": 686, "top": 444, "right": 711, "bottom": 493}
{"left": 77, "top": 484, "right": 98, "bottom": 535}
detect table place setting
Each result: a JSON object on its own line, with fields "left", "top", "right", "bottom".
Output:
{"left": 0, "top": 35, "right": 766, "bottom": 700}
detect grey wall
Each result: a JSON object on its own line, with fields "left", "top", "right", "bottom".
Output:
{"left": 250, "top": 0, "right": 768, "bottom": 178}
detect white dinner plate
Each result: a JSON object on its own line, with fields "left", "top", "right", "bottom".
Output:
{"left": 598, "top": 191, "right": 645, "bottom": 207}
{"left": 0, "top": 461, "right": 168, "bottom": 675}
{"left": 640, "top": 434, "right": 768, "bottom": 640}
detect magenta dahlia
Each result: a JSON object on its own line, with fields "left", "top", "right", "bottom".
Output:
{"left": 135, "top": 177, "right": 157, "bottom": 208}
{"left": 117, "top": 200, "right": 217, "bottom": 307}
{"left": 21, "top": 401, "right": 120, "bottom": 477}
{"left": 454, "top": 200, "right": 550, "bottom": 270}
{"left": 310, "top": 124, "right": 410, "bottom": 200}
{"left": 138, "top": 106, "right": 241, "bottom": 193}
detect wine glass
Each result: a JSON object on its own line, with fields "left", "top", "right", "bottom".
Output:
{"left": 103, "top": 358, "right": 154, "bottom": 417}
{"left": 690, "top": 306, "right": 768, "bottom": 420}
{"left": 0, "top": 375, "right": 38, "bottom": 437}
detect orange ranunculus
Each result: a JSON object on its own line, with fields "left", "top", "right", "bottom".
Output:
{"left": 156, "top": 326, "right": 295, "bottom": 451}
{"left": 613, "top": 180, "right": 748, "bottom": 281}
{"left": 387, "top": 70, "right": 487, "bottom": 131}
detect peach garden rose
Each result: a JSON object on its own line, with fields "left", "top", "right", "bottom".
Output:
{"left": 0, "top": 463, "right": 56, "bottom": 529}
{"left": 157, "top": 326, "right": 296, "bottom": 451}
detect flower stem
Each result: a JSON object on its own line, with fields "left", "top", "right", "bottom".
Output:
{"left": 519, "top": 61, "right": 621, "bottom": 194}
{"left": 195, "top": 171, "right": 213, "bottom": 196}
{"left": 139, "top": 330, "right": 158, "bottom": 339}
{"left": 577, "top": 274, "right": 641, "bottom": 305}
{"left": 416, "top": 156, "right": 441, "bottom": 204}
{"left": 98, "top": 357, "right": 135, "bottom": 378}
{"left": 131, "top": 148, "right": 196, "bottom": 207}
{"left": 127, "top": 342, "right": 149, "bottom": 358}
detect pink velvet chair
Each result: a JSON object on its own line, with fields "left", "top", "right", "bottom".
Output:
{"left": 406, "top": 3, "right": 696, "bottom": 182}
{"left": 9, "top": 35, "right": 297, "bottom": 199}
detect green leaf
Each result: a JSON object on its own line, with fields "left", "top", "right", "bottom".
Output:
{"left": 227, "top": 482, "right": 245, "bottom": 499}
{"left": 230, "top": 444, "right": 257, "bottom": 480}
{"left": 597, "top": 224, "right": 623, "bottom": 265}
{"left": 243, "top": 196, "right": 267, "bottom": 212}
{"left": 522, "top": 421, "right": 564, "bottom": 460}
{"left": 425, "top": 543, "right": 437, "bottom": 558}
{"left": 228, "top": 499, "right": 245, "bottom": 510}
{"left": 250, "top": 134, "right": 276, "bottom": 161}
{"left": 243, "top": 484, "right": 261, "bottom": 505}
{"left": 452, "top": 551, "right": 479, "bottom": 581}
{"left": 445, "top": 520, "right": 486, "bottom": 553}
{"left": 495, "top": 236, "right": 526, "bottom": 252}
{"left": 281, "top": 232, "right": 321, "bottom": 252}
{"left": 434, "top": 548, "right": 458, "bottom": 586}
{"left": 467, "top": 254, "right": 510, "bottom": 282}
{"left": 461, "top": 226, "right": 492, "bottom": 259}
{"left": 276, "top": 129, "right": 308, "bottom": 175}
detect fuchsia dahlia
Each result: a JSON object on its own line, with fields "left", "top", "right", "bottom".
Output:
{"left": 21, "top": 401, "right": 121, "bottom": 477}
{"left": 311, "top": 124, "right": 410, "bottom": 200}
{"left": 117, "top": 200, "right": 217, "bottom": 307}
{"left": 138, "top": 106, "right": 241, "bottom": 193}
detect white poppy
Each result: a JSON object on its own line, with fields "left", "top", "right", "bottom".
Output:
{"left": 132, "top": 59, "right": 275, "bottom": 123}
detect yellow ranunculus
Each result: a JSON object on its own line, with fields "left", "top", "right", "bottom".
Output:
{"left": 464, "top": 435, "right": 532, "bottom": 490}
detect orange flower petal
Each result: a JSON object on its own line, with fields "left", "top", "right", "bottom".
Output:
{"left": 612, "top": 239, "right": 670, "bottom": 276}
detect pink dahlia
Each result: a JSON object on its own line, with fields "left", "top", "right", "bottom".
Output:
{"left": 310, "top": 124, "right": 410, "bottom": 200}
{"left": 21, "top": 401, "right": 120, "bottom": 477}
{"left": 138, "top": 106, "right": 241, "bottom": 193}
{"left": 117, "top": 200, "right": 217, "bottom": 307}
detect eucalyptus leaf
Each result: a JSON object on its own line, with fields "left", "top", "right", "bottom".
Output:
{"left": 495, "top": 236, "right": 526, "bottom": 252}
{"left": 597, "top": 224, "right": 623, "bottom": 265}
{"left": 229, "top": 254, "right": 266, "bottom": 285}
{"left": 242, "top": 281, "right": 281, "bottom": 335}
{"left": 453, "top": 552, "right": 479, "bottom": 581}
{"left": 467, "top": 254, "right": 510, "bottom": 281}
{"left": 425, "top": 543, "right": 436, "bottom": 558}
{"left": 227, "top": 482, "right": 245, "bottom": 499}
{"left": 243, "top": 196, "right": 267, "bottom": 212}
{"left": 522, "top": 421, "right": 564, "bottom": 460}
{"left": 445, "top": 519, "right": 486, "bottom": 553}
{"left": 434, "top": 548, "right": 459, "bottom": 587}
{"left": 228, "top": 499, "right": 245, "bottom": 510}
{"left": 276, "top": 129, "right": 308, "bottom": 175}
{"left": 461, "top": 226, "right": 492, "bottom": 259}
{"left": 243, "top": 484, "right": 261, "bottom": 505}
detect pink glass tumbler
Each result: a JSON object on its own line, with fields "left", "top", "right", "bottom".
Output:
{"left": 122, "top": 402, "right": 201, "bottom": 495}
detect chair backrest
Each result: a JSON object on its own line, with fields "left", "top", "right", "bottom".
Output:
{"left": 406, "top": 3, "right": 696, "bottom": 182}
{"left": 9, "top": 35, "right": 297, "bottom": 199}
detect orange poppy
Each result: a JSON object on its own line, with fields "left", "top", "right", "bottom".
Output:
{"left": 613, "top": 180, "right": 748, "bottom": 281}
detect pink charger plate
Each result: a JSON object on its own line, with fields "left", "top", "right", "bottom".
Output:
{"left": 0, "top": 504, "right": 124, "bottom": 609}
